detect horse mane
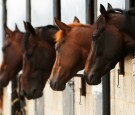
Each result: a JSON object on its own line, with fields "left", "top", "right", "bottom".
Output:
{"left": 55, "top": 23, "right": 88, "bottom": 42}
{"left": 37, "top": 25, "right": 58, "bottom": 43}
{"left": 96, "top": 8, "right": 135, "bottom": 27}
{"left": 22, "top": 32, "right": 30, "bottom": 52}
{"left": 22, "top": 25, "right": 59, "bottom": 52}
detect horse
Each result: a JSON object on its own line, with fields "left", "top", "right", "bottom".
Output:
{"left": 0, "top": 25, "right": 24, "bottom": 87}
{"left": 49, "top": 18, "right": 94, "bottom": 91}
{"left": 21, "top": 22, "right": 58, "bottom": 99}
{"left": 84, "top": 4, "right": 135, "bottom": 85}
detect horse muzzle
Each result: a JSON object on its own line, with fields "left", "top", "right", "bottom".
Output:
{"left": 84, "top": 72, "right": 101, "bottom": 85}
{"left": 50, "top": 80, "right": 66, "bottom": 91}
{"left": 22, "top": 88, "right": 43, "bottom": 100}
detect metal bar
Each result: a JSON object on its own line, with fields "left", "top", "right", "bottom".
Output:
{"left": 119, "top": 58, "right": 124, "bottom": 75}
{"left": 2, "top": 0, "right": 7, "bottom": 43}
{"left": 1, "top": 0, "right": 7, "bottom": 112}
{"left": 53, "top": 0, "right": 61, "bottom": 21}
{"left": 80, "top": 78, "right": 86, "bottom": 96}
{"left": 102, "top": 72, "right": 110, "bottom": 115}
{"left": 86, "top": 0, "right": 94, "bottom": 24}
{"left": 26, "top": 0, "right": 31, "bottom": 22}
{"left": 130, "top": 0, "right": 135, "bottom": 7}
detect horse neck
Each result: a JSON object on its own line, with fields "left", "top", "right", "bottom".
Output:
{"left": 38, "top": 40, "right": 56, "bottom": 72}
{"left": 109, "top": 14, "right": 135, "bottom": 53}
{"left": 38, "top": 28, "right": 57, "bottom": 71}
{"left": 111, "top": 14, "right": 135, "bottom": 38}
{"left": 74, "top": 26, "right": 92, "bottom": 65}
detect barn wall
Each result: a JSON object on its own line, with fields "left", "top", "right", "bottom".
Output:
{"left": 110, "top": 55, "right": 135, "bottom": 115}
{"left": 44, "top": 83, "right": 63, "bottom": 115}
{"left": 74, "top": 77, "right": 102, "bottom": 115}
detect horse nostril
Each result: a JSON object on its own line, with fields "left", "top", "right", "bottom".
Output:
{"left": 50, "top": 80, "right": 59, "bottom": 89}
{"left": 32, "top": 89, "right": 36, "bottom": 97}
{"left": 50, "top": 81, "right": 54, "bottom": 89}
{"left": 89, "top": 74, "right": 94, "bottom": 81}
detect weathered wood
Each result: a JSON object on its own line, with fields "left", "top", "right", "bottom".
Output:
{"left": 63, "top": 79, "right": 74, "bottom": 115}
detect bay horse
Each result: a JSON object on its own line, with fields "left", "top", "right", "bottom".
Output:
{"left": 84, "top": 4, "right": 135, "bottom": 85}
{"left": 0, "top": 25, "right": 24, "bottom": 87}
{"left": 49, "top": 18, "right": 94, "bottom": 91}
{"left": 21, "top": 22, "right": 58, "bottom": 99}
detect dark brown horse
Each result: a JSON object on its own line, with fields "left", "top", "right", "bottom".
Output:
{"left": 0, "top": 25, "right": 24, "bottom": 87}
{"left": 21, "top": 22, "right": 58, "bottom": 99}
{"left": 84, "top": 4, "right": 135, "bottom": 85}
{"left": 49, "top": 18, "right": 94, "bottom": 91}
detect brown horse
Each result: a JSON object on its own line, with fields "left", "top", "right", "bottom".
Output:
{"left": 0, "top": 25, "right": 24, "bottom": 87}
{"left": 84, "top": 4, "right": 135, "bottom": 85}
{"left": 21, "top": 22, "right": 58, "bottom": 99}
{"left": 49, "top": 18, "right": 94, "bottom": 91}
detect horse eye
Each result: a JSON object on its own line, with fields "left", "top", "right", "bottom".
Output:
{"left": 26, "top": 48, "right": 33, "bottom": 57}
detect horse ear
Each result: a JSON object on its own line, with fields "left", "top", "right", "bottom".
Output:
{"left": 15, "top": 23, "right": 20, "bottom": 32}
{"left": 100, "top": 4, "right": 109, "bottom": 21}
{"left": 26, "top": 22, "right": 36, "bottom": 36}
{"left": 23, "top": 21, "right": 28, "bottom": 31}
{"left": 73, "top": 16, "right": 80, "bottom": 23}
{"left": 107, "top": 3, "right": 112, "bottom": 10}
{"left": 54, "top": 18, "right": 71, "bottom": 32}
{"left": 5, "top": 26, "right": 13, "bottom": 36}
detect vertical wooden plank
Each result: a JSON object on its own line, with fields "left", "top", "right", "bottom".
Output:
{"left": 35, "top": 97, "right": 44, "bottom": 115}
{"left": 63, "top": 79, "right": 74, "bottom": 115}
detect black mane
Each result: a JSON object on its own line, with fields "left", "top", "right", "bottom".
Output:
{"left": 96, "top": 8, "right": 135, "bottom": 27}
{"left": 22, "top": 25, "right": 58, "bottom": 52}
{"left": 36, "top": 25, "right": 58, "bottom": 43}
